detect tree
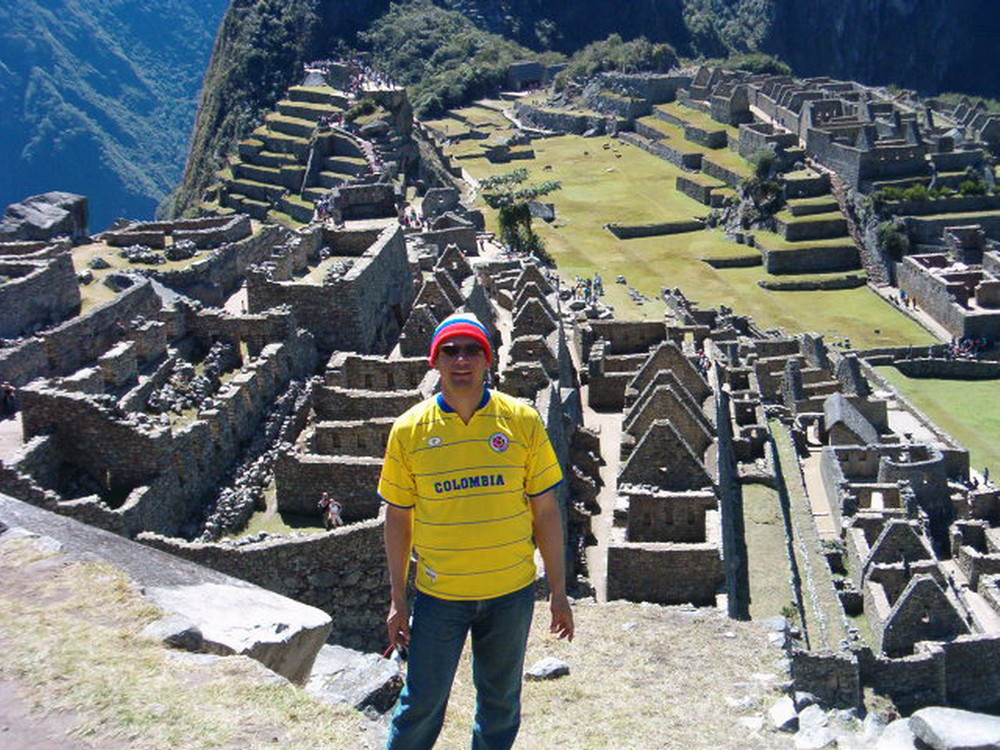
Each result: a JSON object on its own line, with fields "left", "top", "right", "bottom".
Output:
{"left": 480, "top": 168, "right": 561, "bottom": 263}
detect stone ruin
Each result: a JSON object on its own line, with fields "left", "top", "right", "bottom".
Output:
{"left": 0, "top": 189, "right": 598, "bottom": 660}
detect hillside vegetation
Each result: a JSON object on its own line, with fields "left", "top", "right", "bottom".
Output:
{"left": 360, "top": 1, "right": 540, "bottom": 119}
{"left": 0, "top": 0, "right": 229, "bottom": 232}
{"left": 8, "top": 0, "right": 1000, "bottom": 227}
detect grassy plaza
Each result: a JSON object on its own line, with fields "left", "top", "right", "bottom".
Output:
{"left": 454, "top": 125, "right": 934, "bottom": 349}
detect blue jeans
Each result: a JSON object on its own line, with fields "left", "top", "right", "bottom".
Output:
{"left": 386, "top": 584, "right": 535, "bottom": 750}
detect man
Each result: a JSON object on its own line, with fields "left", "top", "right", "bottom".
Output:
{"left": 379, "top": 312, "right": 574, "bottom": 750}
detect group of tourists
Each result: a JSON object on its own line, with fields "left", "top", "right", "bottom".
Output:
{"left": 946, "top": 336, "right": 994, "bottom": 359}
{"left": 399, "top": 206, "right": 424, "bottom": 231}
{"left": 570, "top": 273, "right": 603, "bottom": 304}
{"left": 891, "top": 289, "right": 918, "bottom": 310}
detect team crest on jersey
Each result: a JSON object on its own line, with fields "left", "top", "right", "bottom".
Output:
{"left": 488, "top": 432, "right": 510, "bottom": 453}
{"left": 428, "top": 436, "right": 442, "bottom": 447}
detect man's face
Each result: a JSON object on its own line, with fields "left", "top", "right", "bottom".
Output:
{"left": 434, "top": 334, "right": 488, "bottom": 393}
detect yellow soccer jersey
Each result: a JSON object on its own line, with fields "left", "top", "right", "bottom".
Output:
{"left": 378, "top": 389, "right": 563, "bottom": 600}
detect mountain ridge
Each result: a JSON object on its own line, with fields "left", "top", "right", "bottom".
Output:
{"left": 0, "top": 0, "right": 229, "bottom": 232}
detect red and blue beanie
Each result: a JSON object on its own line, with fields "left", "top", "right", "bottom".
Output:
{"left": 429, "top": 312, "right": 492, "bottom": 365}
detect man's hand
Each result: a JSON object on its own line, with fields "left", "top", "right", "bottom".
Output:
{"left": 549, "top": 592, "right": 574, "bottom": 641}
{"left": 387, "top": 597, "right": 411, "bottom": 649}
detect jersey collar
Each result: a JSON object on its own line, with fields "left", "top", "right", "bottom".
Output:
{"left": 437, "top": 387, "right": 491, "bottom": 414}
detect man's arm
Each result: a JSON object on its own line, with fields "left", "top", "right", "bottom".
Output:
{"left": 384, "top": 503, "right": 414, "bottom": 648}
{"left": 530, "top": 489, "right": 574, "bottom": 641}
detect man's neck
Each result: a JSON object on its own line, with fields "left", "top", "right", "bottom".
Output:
{"left": 440, "top": 385, "right": 486, "bottom": 425}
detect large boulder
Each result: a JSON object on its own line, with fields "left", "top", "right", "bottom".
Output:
{"left": 147, "top": 582, "right": 331, "bottom": 685}
{"left": 0, "top": 192, "right": 89, "bottom": 242}
{"left": 910, "top": 707, "right": 1000, "bottom": 750}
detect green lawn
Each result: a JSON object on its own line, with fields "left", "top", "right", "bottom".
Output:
{"left": 875, "top": 366, "right": 1000, "bottom": 474}
{"left": 655, "top": 101, "right": 740, "bottom": 140}
{"left": 444, "top": 110, "right": 936, "bottom": 346}
{"left": 742, "top": 483, "right": 796, "bottom": 620}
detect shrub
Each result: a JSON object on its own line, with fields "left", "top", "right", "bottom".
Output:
{"left": 877, "top": 221, "right": 910, "bottom": 259}
{"left": 360, "top": 1, "right": 532, "bottom": 119}
{"left": 750, "top": 147, "right": 777, "bottom": 180}
{"left": 959, "top": 180, "right": 986, "bottom": 195}
{"left": 555, "top": 34, "right": 678, "bottom": 89}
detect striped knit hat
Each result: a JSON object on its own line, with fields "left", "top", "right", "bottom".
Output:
{"left": 429, "top": 312, "right": 492, "bottom": 365}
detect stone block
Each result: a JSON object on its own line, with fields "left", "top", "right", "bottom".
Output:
{"left": 910, "top": 707, "right": 1000, "bottom": 750}
{"left": 306, "top": 644, "right": 403, "bottom": 713}
{"left": 147, "top": 582, "right": 331, "bottom": 684}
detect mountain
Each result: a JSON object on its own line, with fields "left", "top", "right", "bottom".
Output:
{"left": 0, "top": 0, "right": 229, "bottom": 233}
{"left": 173, "top": 0, "right": 1000, "bottom": 218}
{"left": 6, "top": 1, "right": 1000, "bottom": 230}
{"left": 761, "top": 0, "right": 1000, "bottom": 96}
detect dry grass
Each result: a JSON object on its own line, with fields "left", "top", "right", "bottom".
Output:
{"left": 0, "top": 539, "right": 793, "bottom": 750}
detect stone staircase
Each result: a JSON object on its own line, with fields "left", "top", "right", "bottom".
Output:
{"left": 830, "top": 171, "right": 890, "bottom": 284}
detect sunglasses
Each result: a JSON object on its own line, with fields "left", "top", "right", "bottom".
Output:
{"left": 439, "top": 342, "right": 484, "bottom": 358}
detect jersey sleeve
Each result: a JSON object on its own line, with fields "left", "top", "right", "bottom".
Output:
{"left": 524, "top": 409, "right": 563, "bottom": 497}
{"left": 378, "top": 424, "right": 416, "bottom": 509}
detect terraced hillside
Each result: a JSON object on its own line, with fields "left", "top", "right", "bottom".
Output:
{"left": 203, "top": 85, "right": 372, "bottom": 227}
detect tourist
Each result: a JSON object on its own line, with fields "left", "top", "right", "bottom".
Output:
{"left": 317, "top": 491, "right": 344, "bottom": 530}
{"left": 1, "top": 381, "right": 15, "bottom": 417}
{"left": 379, "top": 312, "right": 573, "bottom": 750}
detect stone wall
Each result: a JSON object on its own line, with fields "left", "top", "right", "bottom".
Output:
{"left": 895, "top": 358, "right": 1000, "bottom": 380}
{"left": 598, "top": 73, "right": 690, "bottom": 104}
{"left": 151, "top": 224, "right": 289, "bottom": 306}
{"left": 514, "top": 102, "right": 622, "bottom": 135}
{"left": 759, "top": 244, "right": 860, "bottom": 274}
{"left": 700, "top": 155, "right": 744, "bottom": 188}
{"left": 418, "top": 225, "right": 477, "bottom": 255}
{"left": 905, "top": 212, "right": 1000, "bottom": 246}
{"left": 326, "top": 352, "right": 429, "bottom": 391}
{"left": 103, "top": 215, "right": 252, "bottom": 250}
{"left": 605, "top": 220, "right": 704, "bottom": 239}
{"left": 942, "top": 634, "right": 1000, "bottom": 713}
{"left": 776, "top": 216, "right": 848, "bottom": 242}
{"left": 587, "top": 321, "right": 666, "bottom": 356}
{"left": 309, "top": 419, "right": 393, "bottom": 456}
{"left": 625, "top": 489, "right": 716, "bottom": 543}
{"left": 140, "top": 521, "right": 389, "bottom": 651}
{"left": 274, "top": 452, "right": 383, "bottom": 518}
{"left": 618, "top": 131, "right": 703, "bottom": 170}
{"left": 676, "top": 175, "right": 719, "bottom": 205}
{"left": 857, "top": 645, "right": 945, "bottom": 714}
{"left": 248, "top": 225, "right": 413, "bottom": 355}
{"left": 314, "top": 387, "right": 421, "bottom": 421}
{"left": 738, "top": 123, "right": 799, "bottom": 162}
{"left": 790, "top": 650, "right": 862, "bottom": 709}
{"left": 0, "top": 252, "right": 81, "bottom": 339}
{"left": 881, "top": 194, "right": 1000, "bottom": 217}
{"left": 19, "top": 279, "right": 161, "bottom": 380}
{"left": 896, "top": 255, "right": 1000, "bottom": 339}
{"left": 606, "top": 543, "right": 722, "bottom": 605}
{"left": 16, "top": 331, "right": 312, "bottom": 537}
{"left": 335, "top": 183, "right": 398, "bottom": 221}
{"left": 784, "top": 171, "right": 831, "bottom": 199}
